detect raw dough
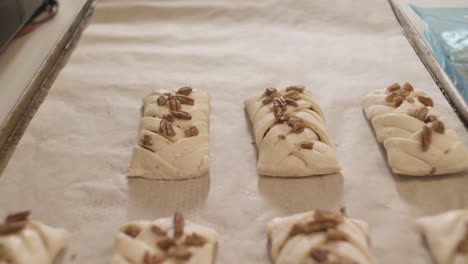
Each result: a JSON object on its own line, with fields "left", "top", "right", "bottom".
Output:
{"left": 112, "top": 212, "right": 218, "bottom": 264}
{"left": 128, "top": 87, "right": 210, "bottom": 180}
{"left": 362, "top": 82, "right": 468, "bottom": 176}
{"left": 267, "top": 210, "right": 372, "bottom": 264}
{"left": 0, "top": 211, "right": 70, "bottom": 264}
{"left": 417, "top": 210, "right": 468, "bottom": 264}
{"left": 245, "top": 86, "right": 340, "bottom": 177}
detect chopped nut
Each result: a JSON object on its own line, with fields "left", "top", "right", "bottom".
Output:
{"left": 291, "top": 122, "right": 306, "bottom": 134}
{"left": 407, "top": 98, "right": 415, "bottom": 103}
{"left": 424, "top": 115, "right": 437, "bottom": 123}
{"left": 301, "top": 142, "right": 314, "bottom": 150}
{"left": 287, "top": 117, "right": 300, "bottom": 126}
{"left": 289, "top": 211, "right": 342, "bottom": 237}
{"left": 285, "top": 98, "right": 299, "bottom": 107}
{"left": 123, "top": 225, "right": 141, "bottom": 238}
{"left": 393, "top": 96, "right": 404, "bottom": 107}
{"left": 151, "top": 225, "right": 167, "bottom": 236}
{"left": 399, "top": 90, "right": 411, "bottom": 97}
{"left": 162, "top": 113, "right": 175, "bottom": 122}
{"left": 169, "top": 249, "right": 192, "bottom": 261}
{"left": 0, "top": 221, "right": 27, "bottom": 235}
{"left": 276, "top": 114, "right": 290, "bottom": 123}
{"left": 262, "top": 96, "right": 273, "bottom": 105}
{"left": 310, "top": 249, "right": 329, "bottom": 262}
{"left": 156, "top": 238, "right": 176, "bottom": 251}
{"left": 456, "top": 222, "right": 468, "bottom": 253}
{"left": 175, "top": 95, "right": 195, "bottom": 106}
{"left": 402, "top": 82, "right": 414, "bottom": 92}
{"left": 170, "top": 111, "right": 192, "bottom": 120}
{"left": 421, "top": 125, "right": 432, "bottom": 152}
{"left": 184, "top": 125, "right": 199, "bottom": 137}
{"left": 339, "top": 207, "right": 347, "bottom": 216}
{"left": 5, "top": 211, "right": 31, "bottom": 223}
{"left": 408, "top": 107, "right": 428, "bottom": 122}
{"left": 168, "top": 99, "right": 182, "bottom": 111}
{"left": 264, "top": 88, "right": 277, "bottom": 97}
{"left": 184, "top": 233, "right": 207, "bottom": 247}
{"left": 272, "top": 98, "right": 287, "bottom": 122}
{"left": 315, "top": 210, "right": 343, "bottom": 223}
{"left": 176, "top": 87, "right": 193, "bottom": 96}
{"left": 159, "top": 119, "right": 176, "bottom": 137}
{"left": 285, "top": 86, "right": 305, "bottom": 93}
{"left": 417, "top": 96, "right": 434, "bottom": 107}
{"left": 283, "top": 91, "right": 301, "bottom": 100}
{"left": 385, "top": 92, "right": 398, "bottom": 103}
{"left": 386, "top": 83, "right": 401, "bottom": 92}
{"left": 278, "top": 135, "right": 286, "bottom": 140}
{"left": 431, "top": 120, "right": 445, "bottom": 134}
{"left": 272, "top": 97, "right": 287, "bottom": 109}
{"left": 140, "top": 134, "right": 153, "bottom": 147}
{"left": 157, "top": 96, "right": 167, "bottom": 106}
{"left": 143, "top": 252, "right": 166, "bottom": 264}
{"left": 173, "top": 212, "right": 184, "bottom": 239}
{"left": 326, "top": 229, "right": 349, "bottom": 241}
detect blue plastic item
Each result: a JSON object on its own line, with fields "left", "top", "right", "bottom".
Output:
{"left": 411, "top": 5, "right": 468, "bottom": 102}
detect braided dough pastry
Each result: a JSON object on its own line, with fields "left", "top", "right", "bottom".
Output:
{"left": 0, "top": 211, "right": 70, "bottom": 264}
{"left": 417, "top": 210, "right": 468, "bottom": 264}
{"left": 362, "top": 82, "right": 468, "bottom": 176}
{"left": 129, "top": 87, "right": 210, "bottom": 180}
{"left": 267, "top": 210, "right": 372, "bottom": 264}
{"left": 112, "top": 213, "right": 218, "bottom": 264}
{"left": 245, "top": 86, "right": 340, "bottom": 177}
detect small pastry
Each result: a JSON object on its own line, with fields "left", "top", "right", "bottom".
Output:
{"left": 245, "top": 86, "right": 340, "bottom": 177}
{"left": 128, "top": 87, "right": 210, "bottom": 180}
{"left": 112, "top": 212, "right": 218, "bottom": 264}
{"left": 267, "top": 210, "right": 372, "bottom": 264}
{"left": 362, "top": 82, "right": 468, "bottom": 176}
{"left": 0, "top": 211, "right": 70, "bottom": 264}
{"left": 417, "top": 210, "right": 468, "bottom": 264}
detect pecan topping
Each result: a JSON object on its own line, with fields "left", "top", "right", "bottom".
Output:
{"left": 157, "top": 238, "right": 176, "bottom": 251}
{"left": 424, "top": 115, "right": 437, "bottom": 123}
{"left": 393, "top": 96, "right": 404, "bottom": 107}
{"left": 169, "top": 249, "right": 192, "bottom": 260}
{"left": 123, "top": 225, "right": 141, "bottom": 238}
{"left": 262, "top": 96, "right": 273, "bottom": 105}
{"left": 140, "top": 134, "right": 153, "bottom": 147}
{"left": 421, "top": 125, "right": 432, "bottom": 152}
{"left": 176, "top": 87, "right": 193, "bottom": 96}
{"left": 173, "top": 212, "right": 184, "bottom": 239}
{"left": 310, "top": 249, "right": 329, "bottom": 262}
{"left": 431, "top": 120, "right": 445, "bottom": 134}
{"left": 5, "top": 211, "right": 30, "bottom": 223}
{"left": 418, "top": 96, "right": 434, "bottom": 107}
{"left": 385, "top": 92, "right": 398, "bottom": 103}
{"left": 170, "top": 111, "right": 192, "bottom": 120}
{"left": 407, "top": 98, "right": 415, "bottom": 103}
{"left": 168, "top": 99, "right": 182, "bottom": 111}
{"left": 289, "top": 210, "right": 343, "bottom": 237}
{"left": 408, "top": 107, "right": 428, "bottom": 122}
{"left": 272, "top": 98, "right": 288, "bottom": 122}
{"left": 288, "top": 118, "right": 306, "bottom": 134}
{"left": 162, "top": 113, "right": 175, "bottom": 122}
{"left": 386, "top": 83, "right": 401, "bottom": 92}
{"left": 310, "top": 249, "right": 357, "bottom": 264}
{"left": 174, "top": 95, "right": 195, "bottom": 106}
{"left": 143, "top": 252, "right": 166, "bottom": 264}
{"left": 402, "top": 82, "right": 414, "bottom": 92}
{"left": 157, "top": 96, "right": 167, "bottom": 106}
{"left": 278, "top": 135, "right": 286, "bottom": 140}
{"left": 159, "top": 119, "right": 176, "bottom": 137}
{"left": 0, "top": 221, "right": 27, "bottom": 235}
{"left": 301, "top": 142, "right": 314, "bottom": 150}
{"left": 151, "top": 225, "right": 167, "bottom": 236}
{"left": 285, "top": 86, "right": 305, "bottom": 93}
{"left": 326, "top": 229, "right": 349, "bottom": 241}
{"left": 456, "top": 222, "right": 468, "bottom": 253}
{"left": 184, "top": 233, "right": 207, "bottom": 247}
{"left": 339, "top": 207, "right": 348, "bottom": 216}
{"left": 264, "top": 88, "right": 277, "bottom": 97}
{"left": 184, "top": 125, "right": 199, "bottom": 137}
{"left": 283, "top": 91, "right": 301, "bottom": 100}
{"left": 285, "top": 98, "right": 299, "bottom": 107}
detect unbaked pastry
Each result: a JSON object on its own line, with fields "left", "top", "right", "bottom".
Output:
{"left": 0, "top": 211, "right": 70, "bottom": 264}
{"left": 128, "top": 87, "right": 210, "bottom": 180}
{"left": 245, "top": 86, "right": 340, "bottom": 177}
{"left": 362, "top": 82, "right": 468, "bottom": 176}
{"left": 111, "top": 212, "right": 218, "bottom": 264}
{"left": 417, "top": 210, "right": 468, "bottom": 264}
{"left": 267, "top": 210, "right": 372, "bottom": 264}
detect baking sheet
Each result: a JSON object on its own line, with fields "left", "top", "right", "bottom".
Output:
{"left": 0, "top": 0, "right": 467, "bottom": 263}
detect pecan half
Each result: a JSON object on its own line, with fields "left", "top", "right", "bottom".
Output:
{"left": 408, "top": 107, "right": 428, "bottom": 122}
{"left": 431, "top": 120, "right": 445, "bottom": 134}
{"left": 264, "top": 88, "right": 277, "bottom": 97}
{"left": 283, "top": 91, "right": 301, "bottom": 100}
{"left": 262, "top": 96, "right": 273, "bottom": 105}
{"left": 326, "top": 229, "right": 349, "bottom": 241}
{"left": 424, "top": 115, "right": 437, "bottom": 123}
{"left": 123, "top": 225, "right": 141, "bottom": 238}
{"left": 176, "top": 87, "right": 193, "bottom": 96}
{"left": 184, "top": 125, "right": 199, "bottom": 137}
{"left": 170, "top": 111, "right": 192, "bottom": 120}
{"left": 173, "top": 212, "right": 184, "bottom": 239}
{"left": 393, "top": 96, "right": 404, "bottom": 107}
{"left": 456, "top": 222, "right": 468, "bottom": 253}
{"left": 301, "top": 142, "right": 314, "bottom": 150}
{"left": 385, "top": 92, "right": 398, "bottom": 103}
{"left": 184, "top": 233, "right": 207, "bottom": 247}
{"left": 418, "top": 96, "right": 434, "bottom": 107}
{"left": 151, "top": 225, "right": 167, "bottom": 236}
{"left": 162, "top": 113, "right": 175, "bottom": 122}
{"left": 421, "top": 125, "right": 432, "bottom": 152}
{"left": 156, "top": 238, "right": 176, "bottom": 251}
{"left": 175, "top": 95, "right": 195, "bottom": 106}
{"left": 168, "top": 99, "right": 182, "bottom": 111}
{"left": 140, "top": 134, "right": 153, "bottom": 147}
{"left": 402, "top": 82, "right": 414, "bottom": 92}
{"left": 5, "top": 211, "right": 31, "bottom": 223}
{"left": 285, "top": 98, "right": 299, "bottom": 107}
{"left": 143, "top": 252, "right": 166, "bottom": 264}
{"left": 159, "top": 119, "right": 176, "bottom": 137}
{"left": 285, "top": 86, "right": 305, "bottom": 93}
{"left": 157, "top": 96, "right": 167, "bottom": 106}
{"left": 386, "top": 83, "right": 401, "bottom": 92}
{"left": 169, "top": 249, "right": 192, "bottom": 261}
{"left": 0, "top": 221, "right": 27, "bottom": 235}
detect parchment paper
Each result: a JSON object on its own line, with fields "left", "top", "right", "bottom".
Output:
{"left": 1, "top": 0, "right": 467, "bottom": 263}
